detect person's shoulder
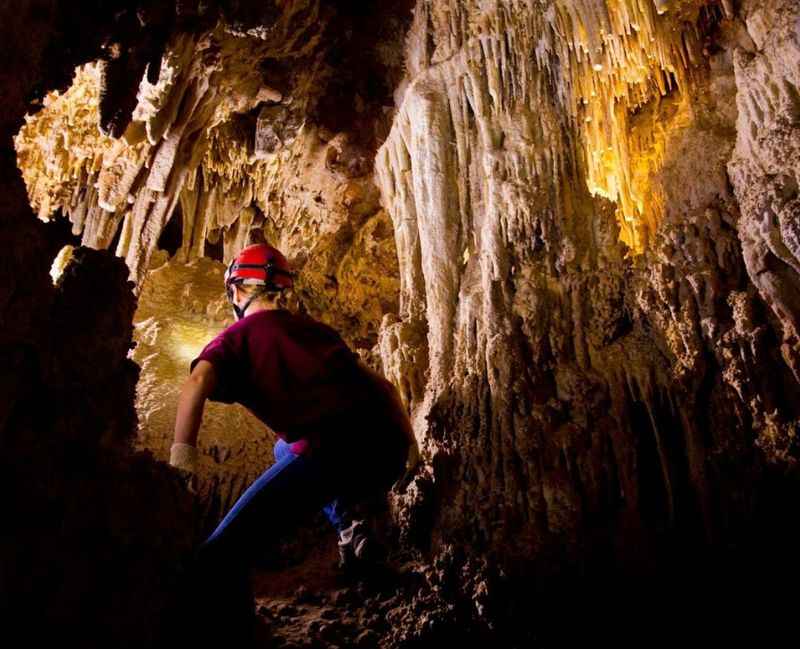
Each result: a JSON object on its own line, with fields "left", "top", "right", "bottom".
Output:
{"left": 208, "top": 312, "right": 270, "bottom": 347}
{"left": 291, "top": 311, "right": 324, "bottom": 327}
{"left": 224, "top": 310, "right": 298, "bottom": 346}
{"left": 274, "top": 309, "right": 328, "bottom": 332}
{"left": 291, "top": 310, "right": 339, "bottom": 331}
{"left": 240, "top": 309, "right": 347, "bottom": 342}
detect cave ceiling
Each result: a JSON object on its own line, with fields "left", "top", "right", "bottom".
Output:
{"left": 16, "top": 0, "right": 736, "bottom": 283}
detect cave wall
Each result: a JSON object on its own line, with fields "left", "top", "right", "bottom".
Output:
{"left": 0, "top": 4, "right": 201, "bottom": 646}
{"left": 728, "top": 0, "right": 800, "bottom": 386}
{"left": 377, "top": 0, "right": 800, "bottom": 574}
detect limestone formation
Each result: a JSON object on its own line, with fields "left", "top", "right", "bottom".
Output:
{"left": 376, "top": 0, "right": 800, "bottom": 568}
{"left": 728, "top": 0, "right": 800, "bottom": 385}
{"left": 6, "top": 0, "right": 800, "bottom": 646}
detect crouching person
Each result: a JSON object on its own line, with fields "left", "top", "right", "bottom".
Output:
{"left": 168, "top": 243, "right": 419, "bottom": 644}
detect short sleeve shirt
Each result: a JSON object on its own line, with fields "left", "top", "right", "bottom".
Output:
{"left": 190, "top": 309, "right": 373, "bottom": 454}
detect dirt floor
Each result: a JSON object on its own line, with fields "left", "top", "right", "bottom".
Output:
{"left": 251, "top": 539, "right": 437, "bottom": 649}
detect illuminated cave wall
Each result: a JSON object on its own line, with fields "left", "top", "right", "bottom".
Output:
{"left": 376, "top": 0, "right": 800, "bottom": 568}
{"left": 12, "top": 0, "right": 800, "bottom": 584}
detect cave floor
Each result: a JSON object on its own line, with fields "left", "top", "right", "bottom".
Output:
{"left": 250, "top": 540, "right": 427, "bottom": 649}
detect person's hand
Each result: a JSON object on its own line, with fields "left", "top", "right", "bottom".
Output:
{"left": 170, "top": 442, "right": 199, "bottom": 494}
{"left": 170, "top": 442, "right": 197, "bottom": 472}
{"left": 392, "top": 436, "right": 421, "bottom": 494}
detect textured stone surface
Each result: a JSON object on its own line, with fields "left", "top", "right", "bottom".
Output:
{"left": 7, "top": 0, "right": 800, "bottom": 646}
{"left": 376, "top": 0, "right": 800, "bottom": 573}
{"left": 728, "top": 0, "right": 800, "bottom": 389}
{"left": 1, "top": 239, "right": 199, "bottom": 647}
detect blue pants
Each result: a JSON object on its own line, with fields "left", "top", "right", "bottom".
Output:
{"left": 201, "top": 443, "right": 347, "bottom": 558}
{"left": 185, "top": 427, "right": 406, "bottom": 645}
{"left": 273, "top": 439, "right": 354, "bottom": 533}
{"left": 199, "top": 429, "right": 405, "bottom": 560}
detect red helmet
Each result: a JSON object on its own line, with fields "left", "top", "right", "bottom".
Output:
{"left": 224, "top": 243, "right": 294, "bottom": 293}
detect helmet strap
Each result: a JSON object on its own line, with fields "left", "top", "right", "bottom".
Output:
{"left": 228, "top": 281, "right": 287, "bottom": 320}
{"left": 229, "top": 284, "right": 261, "bottom": 321}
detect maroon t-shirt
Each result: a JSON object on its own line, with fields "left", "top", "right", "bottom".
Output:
{"left": 190, "top": 309, "right": 382, "bottom": 454}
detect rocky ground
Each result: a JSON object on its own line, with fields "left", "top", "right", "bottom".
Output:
{"left": 253, "top": 546, "right": 427, "bottom": 649}
{"left": 250, "top": 543, "right": 503, "bottom": 649}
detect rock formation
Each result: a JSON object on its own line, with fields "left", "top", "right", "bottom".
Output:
{"left": 5, "top": 0, "right": 800, "bottom": 646}
{"left": 13, "top": 3, "right": 404, "bottom": 509}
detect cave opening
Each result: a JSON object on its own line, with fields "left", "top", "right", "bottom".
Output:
{"left": 156, "top": 202, "right": 183, "bottom": 257}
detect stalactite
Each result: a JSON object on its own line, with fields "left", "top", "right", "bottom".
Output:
{"left": 375, "top": 0, "right": 800, "bottom": 565}
{"left": 14, "top": 21, "right": 311, "bottom": 286}
{"left": 14, "top": 63, "right": 113, "bottom": 221}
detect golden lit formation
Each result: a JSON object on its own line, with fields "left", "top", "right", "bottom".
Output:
{"left": 14, "top": 64, "right": 113, "bottom": 222}
{"left": 15, "top": 1, "right": 721, "bottom": 262}
{"left": 49, "top": 244, "right": 75, "bottom": 284}
{"left": 550, "top": 0, "right": 723, "bottom": 251}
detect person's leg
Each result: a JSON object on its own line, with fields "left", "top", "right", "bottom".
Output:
{"left": 276, "top": 437, "right": 357, "bottom": 534}
{"left": 273, "top": 438, "right": 292, "bottom": 462}
{"left": 190, "top": 450, "right": 341, "bottom": 645}
{"left": 324, "top": 423, "right": 408, "bottom": 568}
{"left": 322, "top": 497, "right": 355, "bottom": 533}
{"left": 200, "top": 450, "right": 332, "bottom": 556}
{"left": 274, "top": 436, "right": 377, "bottom": 568}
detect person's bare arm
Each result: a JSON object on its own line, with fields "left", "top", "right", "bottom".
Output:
{"left": 171, "top": 360, "right": 217, "bottom": 472}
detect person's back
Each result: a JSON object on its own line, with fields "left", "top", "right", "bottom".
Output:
{"left": 192, "top": 306, "right": 409, "bottom": 460}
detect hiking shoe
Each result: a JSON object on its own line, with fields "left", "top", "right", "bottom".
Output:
{"left": 337, "top": 520, "right": 382, "bottom": 570}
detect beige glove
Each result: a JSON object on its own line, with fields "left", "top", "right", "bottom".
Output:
{"left": 169, "top": 442, "right": 198, "bottom": 473}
